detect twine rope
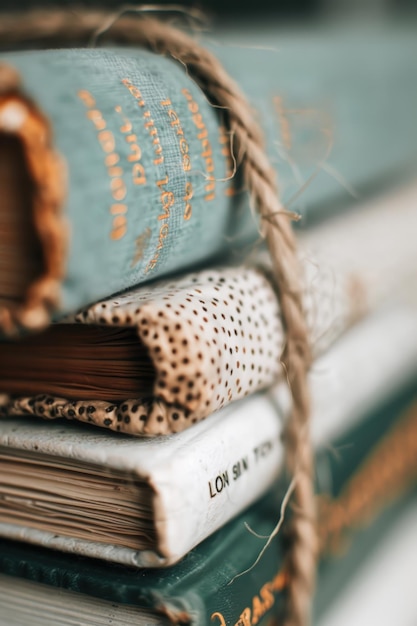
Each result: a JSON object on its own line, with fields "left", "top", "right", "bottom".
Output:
{"left": 0, "top": 9, "right": 317, "bottom": 625}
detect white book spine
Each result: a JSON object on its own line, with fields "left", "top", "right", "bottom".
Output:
{"left": 149, "top": 396, "right": 283, "bottom": 564}
{"left": 0, "top": 394, "right": 285, "bottom": 567}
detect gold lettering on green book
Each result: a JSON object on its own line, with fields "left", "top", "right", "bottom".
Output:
{"left": 160, "top": 98, "right": 194, "bottom": 220}
{"left": 121, "top": 78, "right": 164, "bottom": 166}
{"left": 78, "top": 89, "right": 128, "bottom": 241}
{"left": 131, "top": 227, "right": 152, "bottom": 267}
{"left": 182, "top": 87, "right": 216, "bottom": 201}
{"left": 114, "top": 105, "right": 147, "bottom": 186}
{"left": 122, "top": 78, "right": 180, "bottom": 273}
{"left": 211, "top": 569, "right": 288, "bottom": 625}
{"left": 317, "top": 400, "right": 417, "bottom": 555}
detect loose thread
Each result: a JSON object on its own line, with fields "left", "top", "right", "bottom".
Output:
{"left": 228, "top": 475, "right": 297, "bottom": 586}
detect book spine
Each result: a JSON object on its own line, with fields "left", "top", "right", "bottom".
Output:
{"left": 150, "top": 395, "right": 283, "bottom": 567}
{"left": 0, "top": 47, "right": 234, "bottom": 333}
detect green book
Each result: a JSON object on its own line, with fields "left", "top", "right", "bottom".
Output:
{"left": 0, "top": 376, "right": 416, "bottom": 626}
{"left": 315, "top": 496, "right": 417, "bottom": 626}
{"left": 1, "top": 23, "right": 417, "bottom": 334}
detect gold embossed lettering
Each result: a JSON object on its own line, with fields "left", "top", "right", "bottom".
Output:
{"left": 115, "top": 105, "right": 133, "bottom": 134}
{"left": 251, "top": 596, "right": 265, "bottom": 625}
{"left": 210, "top": 566, "right": 288, "bottom": 626}
{"left": 259, "top": 583, "right": 275, "bottom": 611}
{"left": 108, "top": 166, "right": 123, "bottom": 178}
{"left": 189, "top": 100, "right": 199, "bottom": 114}
{"left": 78, "top": 90, "right": 128, "bottom": 241}
{"left": 132, "top": 163, "right": 146, "bottom": 185}
{"left": 271, "top": 569, "right": 288, "bottom": 592}
{"left": 121, "top": 78, "right": 164, "bottom": 165}
{"left": 318, "top": 404, "right": 417, "bottom": 555}
{"left": 160, "top": 191, "right": 175, "bottom": 219}
{"left": 114, "top": 105, "right": 147, "bottom": 187}
{"left": 87, "top": 109, "right": 106, "bottom": 131}
{"left": 105, "top": 153, "right": 120, "bottom": 167}
{"left": 183, "top": 181, "right": 193, "bottom": 220}
{"left": 78, "top": 89, "right": 96, "bottom": 108}
{"left": 131, "top": 227, "right": 152, "bottom": 267}
{"left": 161, "top": 98, "right": 193, "bottom": 218}
{"left": 182, "top": 87, "right": 216, "bottom": 201}
{"left": 110, "top": 177, "right": 126, "bottom": 202}
{"left": 111, "top": 214, "right": 127, "bottom": 240}
{"left": 98, "top": 129, "right": 115, "bottom": 153}
{"left": 157, "top": 175, "right": 169, "bottom": 188}
{"left": 145, "top": 259, "right": 157, "bottom": 272}
{"left": 110, "top": 203, "right": 127, "bottom": 215}
{"left": 236, "top": 608, "right": 251, "bottom": 626}
{"left": 157, "top": 222, "right": 169, "bottom": 249}
{"left": 193, "top": 112, "right": 205, "bottom": 130}
{"left": 127, "top": 142, "right": 142, "bottom": 163}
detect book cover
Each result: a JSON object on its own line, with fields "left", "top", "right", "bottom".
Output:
{"left": 1, "top": 23, "right": 417, "bottom": 333}
{"left": 0, "top": 307, "right": 416, "bottom": 567}
{"left": 2, "top": 183, "right": 417, "bottom": 434}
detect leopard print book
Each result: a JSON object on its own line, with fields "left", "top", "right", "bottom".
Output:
{"left": 1, "top": 263, "right": 350, "bottom": 436}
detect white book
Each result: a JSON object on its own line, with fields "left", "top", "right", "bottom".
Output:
{"left": 0, "top": 307, "right": 417, "bottom": 567}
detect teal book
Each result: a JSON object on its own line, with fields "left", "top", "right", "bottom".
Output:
{"left": 1, "top": 22, "right": 417, "bottom": 334}
{"left": 0, "top": 375, "right": 416, "bottom": 625}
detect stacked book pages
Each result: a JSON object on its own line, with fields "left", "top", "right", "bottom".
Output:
{"left": 0, "top": 11, "right": 417, "bottom": 625}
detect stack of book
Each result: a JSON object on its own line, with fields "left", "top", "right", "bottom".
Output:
{"left": 0, "top": 12, "right": 417, "bottom": 625}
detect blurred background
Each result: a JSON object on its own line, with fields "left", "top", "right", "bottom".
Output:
{"left": 0, "top": 1, "right": 416, "bottom": 625}
{"left": 0, "top": 0, "right": 417, "bottom": 21}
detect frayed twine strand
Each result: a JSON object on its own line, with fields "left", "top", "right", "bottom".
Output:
{"left": 0, "top": 8, "right": 317, "bottom": 625}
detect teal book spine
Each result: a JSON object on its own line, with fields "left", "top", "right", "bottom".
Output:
{"left": 0, "top": 380, "right": 416, "bottom": 625}
{"left": 1, "top": 26, "right": 417, "bottom": 334}
{"left": 0, "top": 46, "right": 235, "bottom": 334}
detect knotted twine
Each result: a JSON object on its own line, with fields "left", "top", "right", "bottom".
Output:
{"left": 0, "top": 9, "right": 317, "bottom": 625}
